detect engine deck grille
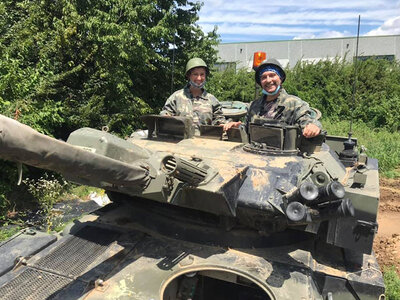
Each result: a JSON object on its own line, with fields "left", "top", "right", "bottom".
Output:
{"left": 0, "top": 225, "right": 120, "bottom": 299}
{"left": 35, "top": 225, "right": 120, "bottom": 277}
{"left": 0, "top": 268, "right": 72, "bottom": 300}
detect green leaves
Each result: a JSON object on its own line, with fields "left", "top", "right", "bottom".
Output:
{"left": 0, "top": 0, "right": 219, "bottom": 215}
{"left": 210, "top": 57, "right": 400, "bottom": 131}
{"left": 0, "top": 0, "right": 218, "bottom": 137}
{"left": 207, "top": 67, "right": 255, "bottom": 103}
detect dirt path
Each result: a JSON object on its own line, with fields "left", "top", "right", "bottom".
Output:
{"left": 373, "top": 178, "right": 400, "bottom": 275}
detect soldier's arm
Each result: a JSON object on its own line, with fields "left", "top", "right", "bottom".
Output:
{"left": 294, "top": 101, "right": 322, "bottom": 137}
{"left": 160, "top": 94, "right": 178, "bottom": 116}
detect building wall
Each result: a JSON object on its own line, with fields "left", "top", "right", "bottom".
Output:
{"left": 216, "top": 35, "right": 400, "bottom": 70}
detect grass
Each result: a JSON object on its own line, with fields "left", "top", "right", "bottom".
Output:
{"left": 66, "top": 184, "right": 104, "bottom": 200}
{"left": 0, "top": 183, "right": 103, "bottom": 240}
{"left": 384, "top": 267, "right": 400, "bottom": 300}
{"left": 322, "top": 118, "right": 400, "bottom": 178}
{"left": 0, "top": 225, "right": 21, "bottom": 241}
{"left": 50, "top": 217, "right": 78, "bottom": 233}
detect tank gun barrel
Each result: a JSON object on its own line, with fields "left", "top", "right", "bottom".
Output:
{"left": 0, "top": 115, "right": 150, "bottom": 190}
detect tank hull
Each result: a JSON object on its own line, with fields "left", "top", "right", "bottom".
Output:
{"left": 0, "top": 201, "right": 384, "bottom": 300}
{"left": 0, "top": 114, "right": 385, "bottom": 299}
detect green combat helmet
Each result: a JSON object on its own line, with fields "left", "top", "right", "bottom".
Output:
{"left": 185, "top": 57, "right": 209, "bottom": 77}
{"left": 255, "top": 58, "right": 286, "bottom": 85}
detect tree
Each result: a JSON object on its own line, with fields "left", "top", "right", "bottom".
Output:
{"left": 0, "top": 0, "right": 219, "bottom": 216}
{"left": 207, "top": 68, "right": 255, "bottom": 103}
{"left": 0, "top": 0, "right": 219, "bottom": 138}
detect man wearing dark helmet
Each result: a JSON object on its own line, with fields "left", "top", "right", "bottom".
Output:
{"left": 224, "top": 58, "right": 321, "bottom": 138}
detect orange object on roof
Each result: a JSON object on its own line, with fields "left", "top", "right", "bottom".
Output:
{"left": 252, "top": 51, "right": 266, "bottom": 70}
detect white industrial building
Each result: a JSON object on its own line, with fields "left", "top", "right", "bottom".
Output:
{"left": 216, "top": 35, "right": 400, "bottom": 70}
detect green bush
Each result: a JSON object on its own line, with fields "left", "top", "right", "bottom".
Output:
{"left": 286, "top": 58, "right": 400, "bottom": 131}
{"left": 22, "top": 174, "right": 70, "bottom": 232}
{"left": 23, "top": 174, "right": 68, "bottom": 213}
{"left": 208, "top": 68, "right": 255, "bottom": 102}
{"left": 209, "top": 58, "right": 400, "bottom": 131}
{"left": 0, "top": 225, "right": 20, "bottom": 241}
{"left": 285, "top": 58, "right": 353, "bottom": 120}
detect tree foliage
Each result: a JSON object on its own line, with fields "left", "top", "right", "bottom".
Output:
{"left": 207, "top": 67, "right": 255, "bottom": 103}
{"left": 285, "top": 58, "right": 400, "bottom": 131}
{"left": 0, "top": 0, "right": 218, "bottom": 138}
{"left": 0, "top": 0, "right": 218, "bottom": 216}
{"left": 208, "top": 58, "right": 400, "bottom": 131}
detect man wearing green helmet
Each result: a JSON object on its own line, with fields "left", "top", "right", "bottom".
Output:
{"left": 160, "top": 58, "right": 225, "bottom": 132}
{"left": 224, "top": 58, "right": 321, "bottom": 138}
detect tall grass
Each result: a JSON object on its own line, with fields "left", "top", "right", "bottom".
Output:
{"left": 322, "top": 118, "right": 400, "bottom": 178}
{"left": 383, "top": 266, "right": 400, "bottom": 300}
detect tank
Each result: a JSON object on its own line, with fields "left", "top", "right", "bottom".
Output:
{"left": 0, "top": 113, "right": 385, "bottom": 300}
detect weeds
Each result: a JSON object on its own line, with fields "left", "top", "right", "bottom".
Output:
{"left": 383, "top": 266, "right": 400, "bottom": 300}
{"left": 22, "top": 174, "right": 69, "bottom": 231}
{"left": 67, "top": 184, "right": 104, "bottom": 200}
{"left": 0, "top": 225, "right": 21, "bottom": 241}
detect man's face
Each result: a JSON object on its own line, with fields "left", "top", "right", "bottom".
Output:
{"left": 260, "top": 71, "right": 282, "bottom": 94}
{"left": 189, "top": 67, "right": 206, "bottom": 85}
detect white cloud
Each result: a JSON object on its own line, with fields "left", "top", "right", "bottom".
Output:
{"left": 201, "top": 0, "right": 388, "bottom": 12}
{"left": 366, "top": 16, "right": 400, "bottom": 36}
{"left": 199, "top": 10, "right": 386, "bottom": 27}
{"left": 198, "top": 0, "right": 400, "bottom": 42}
{"left": 201, "top": 23, "right": 320, "bottom": 37}
{"left": 293, "top": 30, "right": 351, "bottom": 40}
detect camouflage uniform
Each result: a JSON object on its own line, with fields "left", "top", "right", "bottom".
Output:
{"left": 160, "top": 84, "right": 226, "bottom": 128}
{"left": 245, "top": 88, "right": 321, "bottom": 131}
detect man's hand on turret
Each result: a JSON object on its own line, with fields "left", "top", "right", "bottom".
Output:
{"left": 221, "top": 121, "right": 241, "bottom": 131}
{"left": 303, "top": 123, "right": 320, "bottom": 138}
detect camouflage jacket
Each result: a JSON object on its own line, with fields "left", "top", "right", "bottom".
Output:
{"left": 160, "top": 85, "right": 226, "bottom": 127}
{"left": 245, "top": 88, "right": 322, "bottom": 131}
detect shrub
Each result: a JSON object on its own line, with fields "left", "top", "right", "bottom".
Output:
{"left": 209, "top": 58, "right": 400, "bottom": 131}
{"left": 22, "top": 174, "right": 69, "bottom": 231}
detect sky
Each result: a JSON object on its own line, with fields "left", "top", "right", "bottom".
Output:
{"left": 197, "top": 0, "right": 400, "bottom": 43}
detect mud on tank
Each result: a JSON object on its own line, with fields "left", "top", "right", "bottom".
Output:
{"left": 0, "top": 113, "right": 385, "bottom": 299}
